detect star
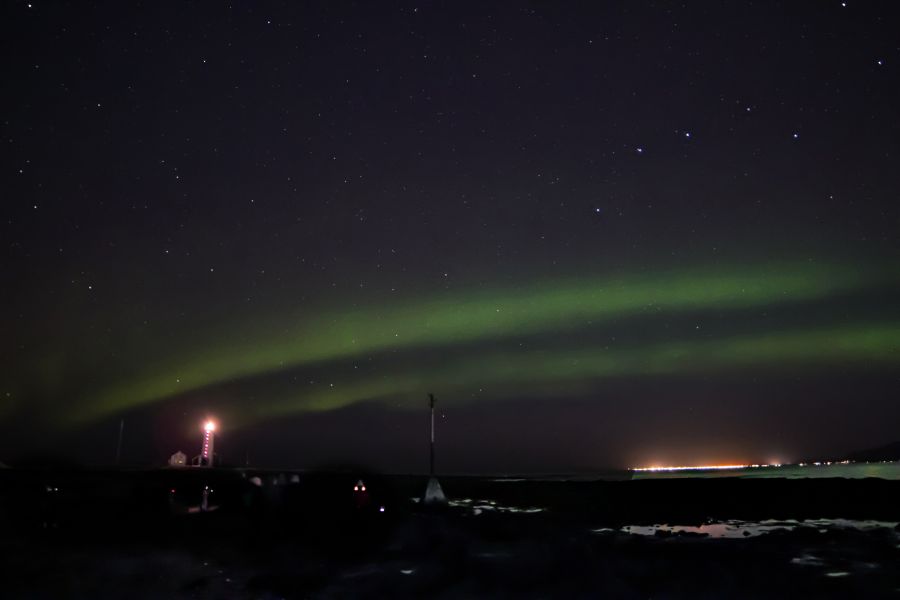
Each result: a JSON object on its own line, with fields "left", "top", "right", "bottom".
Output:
{"left": 4, "top": 0, "right": 899, "bottom": 481}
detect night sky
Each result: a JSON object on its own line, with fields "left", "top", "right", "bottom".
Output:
{"left": 2, "top": 1, "right": 899, "bottom": 472}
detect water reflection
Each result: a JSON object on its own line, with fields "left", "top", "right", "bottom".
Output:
{"left": 595, "top": 518, "right": 899, "bottom": 539}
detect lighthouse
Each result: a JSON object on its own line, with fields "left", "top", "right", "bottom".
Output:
{"left": 200, "top": 420, "right": 215, "bottom": 467}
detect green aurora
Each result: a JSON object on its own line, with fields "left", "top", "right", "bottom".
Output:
{"left": 250, "top": 322, "right": 900, "bottom": 419}
{"left": 62, "top": 260, "right": 900, "bottom": 428}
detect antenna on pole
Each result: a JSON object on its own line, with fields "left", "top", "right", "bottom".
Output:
{"left": 115, "top": 418, "right": 125, "bottom": 466}
{"left": 429, "top": 393, "right": 436, "bottom": 476}
{"left": 422, "top": 393, "right": 447, "bottom": 506}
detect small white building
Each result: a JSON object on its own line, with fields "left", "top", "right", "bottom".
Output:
{"left": 168, "top": 451, "right": 187, "bottom": 467}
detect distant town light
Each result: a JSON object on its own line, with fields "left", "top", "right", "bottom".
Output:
{"left": 204, "top": 420, "right": 216, "bottom": 432}
{"left": 632, "top": 464, "right": 749, "bottom": 472}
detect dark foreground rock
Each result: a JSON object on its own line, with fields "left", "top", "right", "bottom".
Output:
{"left": 1, "top": 469, "right": 898, "bottom": 598}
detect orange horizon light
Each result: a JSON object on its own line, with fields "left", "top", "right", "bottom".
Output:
{"left": 631, "top": 464, "right": 749, "bottom": 472}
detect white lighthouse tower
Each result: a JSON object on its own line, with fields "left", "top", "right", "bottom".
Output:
{"left": 199, "top": 420, "right": 216, "bottom": 467}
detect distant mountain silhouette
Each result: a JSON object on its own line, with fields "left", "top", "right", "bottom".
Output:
{"left": 845, "top": 441, "right": 900, "bottom": 463}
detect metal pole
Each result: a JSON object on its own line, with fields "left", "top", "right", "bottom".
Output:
{"left": 429, "top": 393, "right": 435, "bottom": 476}
{"left": 115, "top": 418, "right": 124, "bottom": 466}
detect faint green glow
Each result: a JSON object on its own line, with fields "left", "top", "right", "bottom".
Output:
{"left": 251, "top": 323, "right": 900, "bottom": 420}
{"left": 71, "top": 261, "right": 896, "bottom": 424}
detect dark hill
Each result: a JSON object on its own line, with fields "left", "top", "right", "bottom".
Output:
{"left": 846, "top": 441, "right": 900, "bottom": 463}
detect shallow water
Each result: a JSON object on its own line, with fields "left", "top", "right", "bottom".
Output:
{"left": 444, "top": 497, "right": 545, "bottom": 515}
{"left": 595, "top": 518, "right": 900, "bottom": 539}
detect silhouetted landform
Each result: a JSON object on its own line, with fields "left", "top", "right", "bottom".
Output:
{"left": 1, "top": 468, "right": 898, "bottom": 598}
{"left": 844, "top": 441, "right": 900, "bottom": 463}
